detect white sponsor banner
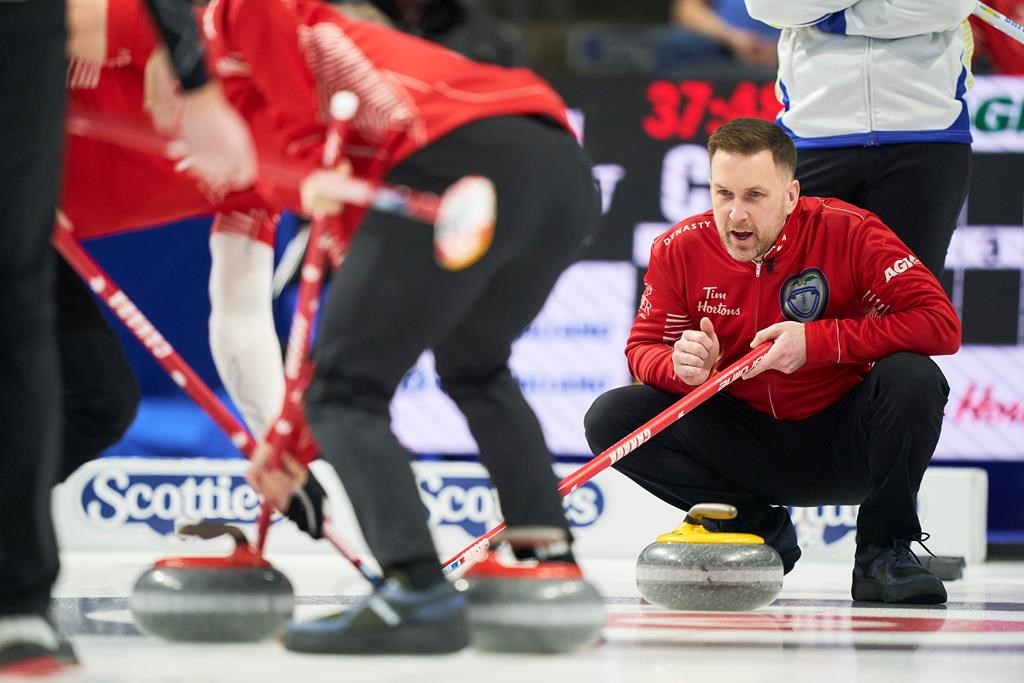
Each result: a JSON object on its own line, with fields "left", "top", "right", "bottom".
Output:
{"left": 55, "top": 458, "right": 986, "bottom": 568}
{"left": 390, "top": 261, "right": 636, "bottom": 455}
{"left": 789, "top": 468, "right": 988, "bottom": 564}
{"left": 967, "top": 75, "right": 1024, "bottom": 152}
{"left": 935, "top": 346, "right": 1024, "bottom": 460}
{"left": 53, "top": 457, "right": 651, "bottom": 564}
{"left": 53, "top": 457, "right": 353, "bottom": 555}
{"left": 419, "top": 464, "right": 987, "bottom": 565}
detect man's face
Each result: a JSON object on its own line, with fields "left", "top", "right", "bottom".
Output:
{"left": 709, "top": 149, "right": 799, "bottom": 262}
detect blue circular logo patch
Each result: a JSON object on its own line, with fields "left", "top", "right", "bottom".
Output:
{"left": 780, "top": 268, "right": 829, "bottom": 322}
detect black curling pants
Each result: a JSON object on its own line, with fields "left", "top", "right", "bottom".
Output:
{"left": 56, "top": 257, "right": 140, "bottom": 482}
{"left": 306, "top": 116, "right": 600, "bottom": 574}
{"left": 796, "top": 143, "right": 972, "bottom": 276}
{"left": 584, "top": 354, "right": 950, "bottom": 546}
{"left": 0, "top": 0, "right": 67, "bottom": 617}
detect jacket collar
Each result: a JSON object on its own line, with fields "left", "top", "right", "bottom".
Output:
{"left": 757, "top": 206, "right": 799, "bottom": 268}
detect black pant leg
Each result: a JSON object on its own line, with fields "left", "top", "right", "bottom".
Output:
{"left": 56, "top": 257, "right": 140, "bottom": 481}
{"left": 795, "top": 147, "right": 866, "bottom": 203}
{"left": 797, "top": 144, "right": 971, "bottom": 276}
{"left": 306, "top": 187, "right": 495, "bottom": 574}
{"left": 587, "top": 356, "right": 946, "bottom": 546}
{"left": 431, "top": 122, "right": 597, "bottom": 535}
{"left": 585, "top": 381, "right": 886, "bottom": 527}
{"left": 850, "top": 353, "right": 950, "bottom": 544}
{"left": 858, "top": 143, "right": 971, "bottom": 276}
{"left": 306, "top": 117, "right": 597, "bottom": 572}
{"left": 584, "top": 385, "right": 781, "bottom": 528}
{"left": 0, "top": 0, "right": 66, "bottom": 617}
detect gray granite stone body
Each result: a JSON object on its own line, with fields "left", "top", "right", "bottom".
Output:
{"left": 130, "top": 566, "right": 295, "bottom": 642}
{"left": 636, "top": 541, "right": 783, "bottom": 611}
{"left": 466, "top": 576, "right": 605, "bottom": 653}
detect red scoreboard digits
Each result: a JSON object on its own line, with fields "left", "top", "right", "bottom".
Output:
{"left": 642, "top": 80, "right": 780, "bottom": 141}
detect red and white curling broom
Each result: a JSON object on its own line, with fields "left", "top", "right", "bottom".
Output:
{"left": 440, "top": 342, "right": 773, "bottom": 576}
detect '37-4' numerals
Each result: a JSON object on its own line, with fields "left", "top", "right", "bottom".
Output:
{"left": 643, "top": 80, "right": 779, "bottom": 141}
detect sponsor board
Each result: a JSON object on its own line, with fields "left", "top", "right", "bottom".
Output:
{"left": 414, "top": 461, "right": 670, "bottom": 564}
{"left": 55, "top": 458, "right": 369, "bottom": 555}
{"left": 56, "top": 458, "right": 316, "bottom": 554}
{"left": 417, "top": 470, "right": 604, "bottom": 539}
{"left": 968, "top": 75, "right": 1024, "bottom": 152}
{"left": 80, "top": 468, "right": 260, "bottom": 535}
{"left": 55, "top": 459, "right": 985, "bottom": 564}
{"left": 787, "top": 468, "right": 986, "bottom": 563}
{"left": 55, "top": 458, "right": 624, "bottom": 561}
{"left": 788, "top": 505, "right": 860, "bottom": 562}
{"left": 935, "top": 346, "right": 1024, "bottom": 460}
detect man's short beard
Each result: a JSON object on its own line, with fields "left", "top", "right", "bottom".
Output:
{"left": 722, "top": 222, "right": 773, "bottom": 262}
{"left": 722, "top": 207, "right": 787, "bottom": 262}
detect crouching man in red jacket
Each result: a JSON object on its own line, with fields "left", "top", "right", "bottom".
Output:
{"left": 585, "top": 117, "right": 962, "bottom": 605}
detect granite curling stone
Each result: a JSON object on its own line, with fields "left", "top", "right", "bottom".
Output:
{"left": 636, "top": 503, "right": 783, "bottom": 611}
{"left": 465, "top": 553, "right": 605, "bottom": 653}
{"left": 130, "top": 523, "right": 295, "bottom": 642}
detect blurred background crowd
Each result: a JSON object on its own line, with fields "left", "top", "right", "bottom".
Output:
{"left": 336, "top": 0, "right": 1024, "bottom": 76}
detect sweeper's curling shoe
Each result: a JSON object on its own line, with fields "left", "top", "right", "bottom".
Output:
{"left": 464, "top": 531, "right": 604, "bottom": 654}
{"left": 636, "top": 503, "right": 783, "bottom": 611}
{"left": 130, "top": 522, "right": 295, "bottom": 642}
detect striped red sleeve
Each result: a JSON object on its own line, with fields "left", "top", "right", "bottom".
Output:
{"left": 625, "top": 239, "right": 694, "bottom": 394}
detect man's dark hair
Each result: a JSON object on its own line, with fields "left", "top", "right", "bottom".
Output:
{"left": 707, "top": 118, "right": 797, "bottom": 177}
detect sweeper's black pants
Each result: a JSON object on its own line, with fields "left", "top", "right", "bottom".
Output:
{"left": 306, "top": 116, "right": 600, "bottom": 575}
{"left": 0, "top": 257, "right": 140, "bottom": 617}
{"left": 0, "top": 0, "right": 67, "bottom": 617}
{"left": 796, "top": 143, "right": 971, "bottom": 276}
{"left": 55, "top": 258, "right": 141, "bottom": 482}
{"left": 584, "top": 354, "right": 949, "bottom": 546}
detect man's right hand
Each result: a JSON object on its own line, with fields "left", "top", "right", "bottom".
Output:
{"left": 285, "top": 469, "right": 328, "bottom": 540}
{"left": 672, "top": 316, "right": 721, "bottom": 385}
{"left": 246, "top": 441, "right": 308, "bottom": 514}
{"left": 176, "top": 81, "right": 257, "bottom": 192}
{"left": 300, "top": 160, "right": 353, "bottom": 218}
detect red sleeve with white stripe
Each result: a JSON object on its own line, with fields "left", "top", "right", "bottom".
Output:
{"left": 625, "top": 241, "right": 694, "bottom": 394}
{"left": 803, "top": 215, "right": 962, "bottom": 364}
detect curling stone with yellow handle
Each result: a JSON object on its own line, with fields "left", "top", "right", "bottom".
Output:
{"left": 636, "top": 503, "right": 783, "bottom": 611}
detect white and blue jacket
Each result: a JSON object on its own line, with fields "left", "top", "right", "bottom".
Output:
{"left": 745, "top": 0, "right": 976, "bottom": 148}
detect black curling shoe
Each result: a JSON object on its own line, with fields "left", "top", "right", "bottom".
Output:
{"left": 284, "top": 577, "right": 468, "bottom": 655}
{"left": 852, "top": 536, "right": 948, "bottom": 605}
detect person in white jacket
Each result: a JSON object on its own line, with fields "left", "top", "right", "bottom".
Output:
{"left": 745, "top": 0, "right": 976, "bottom": 275}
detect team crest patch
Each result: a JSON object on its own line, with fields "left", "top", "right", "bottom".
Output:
{"left": 780, "top": 268, "right": 829, "bottom": 322}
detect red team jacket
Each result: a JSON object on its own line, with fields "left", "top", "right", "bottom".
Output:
{"left": 630, "top": 197, "right": 962, "bottom": 421}
{"left": 199, "top": 0, "right": 572, "bottom": 216}
{"left": 67, "top": 0, "right": 571, "bottom": 239}
{"left": 62, "top": 0, "right": 275, "bottom": 242}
